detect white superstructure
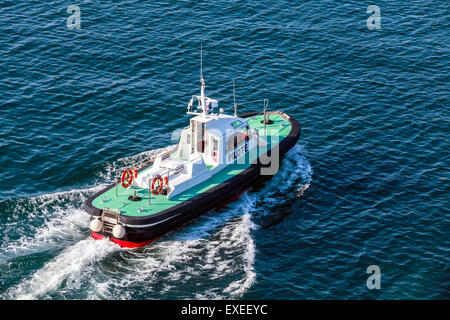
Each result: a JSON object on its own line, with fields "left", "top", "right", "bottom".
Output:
{"left": 132, "top": 55, "right": 259, "bottom": 198}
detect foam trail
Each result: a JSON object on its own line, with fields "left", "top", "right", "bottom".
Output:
{"left": 222, "top": 212, "right": 256, "bottom": 297}
{"left": 0, "top": 146, "right": 176, "bottom": 262}
{"left": 1, "top": 143, "right": 311, "bottom": 299}
{"left": 0, "top": 145, "right": 178, "bottom": 298}
{"left": 251, "top": 144, "right": 312, "bottom": 209}
{"left": 85, "top": 143, "right": 311, "bottom": 300}
{"left": 273, "top": 144, "right": 312, "bottom": 192}
{"left": 85, "top": 193, "right": 260, "bottom": 299}
{"left": 86, "top": 212, "right": 257, "bottom": 300}
{"left": 0, "top": 185, "right": 107, "bottom": 262}
{"left": 5, "top": 238, "right": 120, "bottom": 300}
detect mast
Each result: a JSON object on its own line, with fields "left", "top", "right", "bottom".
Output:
{"left": 200, "top": 43, "right": 206, "bottom": 116}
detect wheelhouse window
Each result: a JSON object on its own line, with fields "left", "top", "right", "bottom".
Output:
{"left": 231, "top": 120, "right": 243, "bottom": 128}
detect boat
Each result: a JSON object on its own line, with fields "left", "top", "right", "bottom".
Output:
{"left": 84, "top": 55, "right": 301, "bottom": 248}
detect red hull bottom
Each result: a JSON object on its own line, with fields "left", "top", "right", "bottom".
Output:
{"left": 91, "top": 186, "right": 249, "bottom": 248}
{"left": 92, "top": 231, "right": 159, "bottom": 248}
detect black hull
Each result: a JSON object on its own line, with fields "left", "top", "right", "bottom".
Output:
{"left": 84, "top": 111, "right": 301, "bottom": 246}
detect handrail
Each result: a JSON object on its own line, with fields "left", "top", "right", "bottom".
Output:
{"left": 153, "top": 154, "right": 203, "bottom": 180}
{"left": 116, "top": 149, "right": 204, "bottom": 191}
{"left": 130, "top": 145, "right": 178, "bottom": 171}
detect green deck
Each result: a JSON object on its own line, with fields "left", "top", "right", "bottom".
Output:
{"left": 92, "top": 114, "right": 292, "bottom": 217}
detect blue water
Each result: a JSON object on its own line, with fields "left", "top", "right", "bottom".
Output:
{"left": 0, "top": 1, "right": 448, "bottom": 299}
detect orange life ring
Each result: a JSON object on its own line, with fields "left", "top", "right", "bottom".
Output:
{"left": 121, "top": 168, "right": 134, "bottom": 188}
{"left": 151, "top": 175, "right": 163, "bottom": 195}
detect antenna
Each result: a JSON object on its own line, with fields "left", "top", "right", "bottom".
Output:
{"left": 199, "top": 43, "right": 206, "bottom": 115}
{"left": 200, "top": 43, "right": 203, "bottom": 80}
{"left": 233, "top": 79, "right": 237, "bottom": 117}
